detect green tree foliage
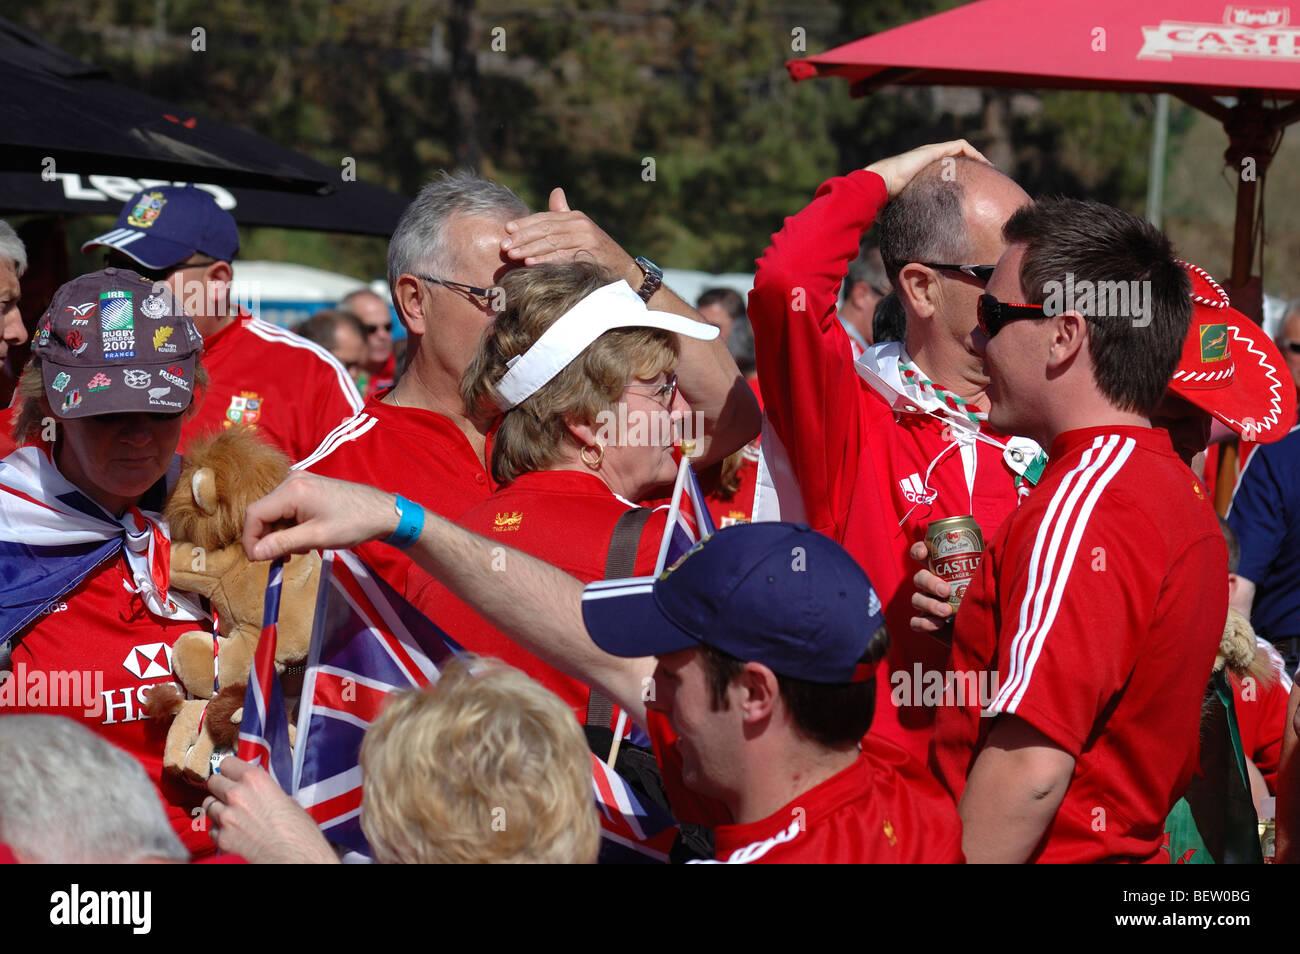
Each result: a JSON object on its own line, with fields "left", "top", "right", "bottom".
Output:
{"left": 8, "top": 0, "right": 1234, "bottom": 283}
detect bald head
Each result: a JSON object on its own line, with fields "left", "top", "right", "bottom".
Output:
{"left": 342, "top": 288, "right": 394, "bottom": 371}
{"left": 878, "top": 156, "right": 1029, "bottom": 402}
{"left": 878, "top": 157, "right": 1028, "bottom": 283}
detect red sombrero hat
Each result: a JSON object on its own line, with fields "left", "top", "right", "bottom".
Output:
{"left": 1168, "top": 262, "right": 1297, "bottom": 444}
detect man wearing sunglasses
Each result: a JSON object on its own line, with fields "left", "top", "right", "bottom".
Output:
{"left": 80, "top": 185, "right": 363, "bottom": 461}
{"left": 340, "top": 287, "right": 397, "bottom": 398}
{"left": 298, "top": 171, "right": 758, "bottom": 608}
{"left": 749, "top": 140, "right": 1034, "bottom": 765}
{"left": 931, "top": 199, "right": 1229, "bottom": 864}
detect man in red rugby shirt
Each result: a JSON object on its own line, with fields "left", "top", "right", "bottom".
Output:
{"left": 82, "top": 185, "right": 363, "bottom": 460}
{"left": 245, "top": 476, "right": 964, "bottom": 864}
{"left": 749, "top": 141, "right": 1033, "bottom": 763}
{"left": 298, "top": 172, "right": 759, "bottom": 603}
{"left": 930, "top": 199, "right": 1226, "bottom": 863}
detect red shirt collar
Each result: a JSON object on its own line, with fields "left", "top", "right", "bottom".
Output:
{"left": 1047, "top": 424, "right": 1173, "bottom": 466}
{"left": 711, "top": 752, "right": 870, "bottom": 861}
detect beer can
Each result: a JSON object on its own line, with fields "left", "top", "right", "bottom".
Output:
{"left": 926, "top": 515, "right": 984, "bottom": 608}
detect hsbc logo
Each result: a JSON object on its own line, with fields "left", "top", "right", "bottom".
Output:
{"left": 899, "top": 473, "right": 937, "bottom": 506}
{"left": 122, "top": 642, "right": 172, "bottom": 680}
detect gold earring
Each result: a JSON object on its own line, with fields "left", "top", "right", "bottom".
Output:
{"left": 581, "top": 443, "right": 605, "bottom": 469}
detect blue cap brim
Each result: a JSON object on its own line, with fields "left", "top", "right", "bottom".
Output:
{"left": 581, "top": 576, "right": 702, "bottom": 659}
{"left": 80, "top": 229, "right": 196, "bottom": 270}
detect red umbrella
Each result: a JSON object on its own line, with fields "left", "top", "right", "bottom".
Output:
{"left": 790, "top": 0, "right": 1300, "bottom": 511}
{"left": 789, "top": 0, "right": 1300, "bottom": 299}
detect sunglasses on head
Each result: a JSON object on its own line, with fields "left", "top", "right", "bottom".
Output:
{"left": 977, "top": 293, "right": 1051, "bottom": 338}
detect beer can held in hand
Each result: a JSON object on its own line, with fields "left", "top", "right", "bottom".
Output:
{"left": 926, "top": 515, "right": 984, "bottom": 609}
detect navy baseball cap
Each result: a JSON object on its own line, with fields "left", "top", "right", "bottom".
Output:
{"left": 582, "top": 522, "right": 884, "bottom": 684}
{"left": 81, "top": 185, "right": 240, "bottom": 270}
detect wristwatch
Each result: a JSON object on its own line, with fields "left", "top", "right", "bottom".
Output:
{"left": 633, "top": 256, "right": 663, "bottom": 303}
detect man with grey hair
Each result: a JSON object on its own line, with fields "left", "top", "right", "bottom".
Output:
{"left": 749, "top": 141, "right": 1033, "bottom": 764}
{"left": 0, "top": 716, "right": 189, "bottom": 863}
{"left": 298, "top": 171, "right": 758, "bottom": 604}
{"left": 0, "top": 219, "right": 29, "bottom": 381}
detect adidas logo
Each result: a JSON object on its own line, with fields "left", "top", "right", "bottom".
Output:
{"left": 899, "top": 473, "right": 937, "bottom": 505}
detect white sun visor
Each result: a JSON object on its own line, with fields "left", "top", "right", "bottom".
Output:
{"left": 493, "top": 280, "right": 719, "bottom": 411}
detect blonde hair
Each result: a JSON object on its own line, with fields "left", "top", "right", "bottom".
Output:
{"left": 11, "top": 355, "right": 208, "bottom": 445}
{"left": 461, "top": 261, "right": 678, "bottom": 484}
{"left": 359, "top": 656, "right": 600, "bottom": 864}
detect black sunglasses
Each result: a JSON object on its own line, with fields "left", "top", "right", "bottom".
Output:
{"left": 977, "top": 293, "right": 1049, "bottom": 338}
{"left": 920, "top": 263, "right": 997, "bottom": 285}
{"left": 104, "top": 252, "right": 217, "bottom": 283}
{"left": 414, "top": 273, "right": 492, "bottom": 301}
{"left": 1283, "top": 340, "right": 1300, "bottom": 355}
{"left": 363, "top": 322, "right": 392, "bottom": 336}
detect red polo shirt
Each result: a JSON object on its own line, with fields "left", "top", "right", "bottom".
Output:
{"left": 748, "top": 170, "right": 1024, "bottom": 762}
{"left": 182, "top": 316, "right": 363, "bottom": 462}
{"left": 297, "top": 395, "right": 495, "bottom": 602}
{"left": 642, "top": 710, "right": 962, "bottom": 864}
{"left": 413, "top": 469, "right": 668, "bottom": 722}
{"left": 4, "top": 552, "right": 212, "bottom": 857}
{"left": 932, "top": 426, "right": 1227, "bottom": 863}
{"left": 1231, "top": 638, "right": 1292, "bottom": 793}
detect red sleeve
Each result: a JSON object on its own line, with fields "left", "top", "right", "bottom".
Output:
{"left": 985, "top": 503, "right": 1154, "bottom": 756}
{"left": 1234, "top": 645, "right": 1292, "bottom": 792}
{"left": 747, "top": 170, "right": 889, "bottom": 538}
{"left": 296, "top": 359, "right": 364, "bottom": 463}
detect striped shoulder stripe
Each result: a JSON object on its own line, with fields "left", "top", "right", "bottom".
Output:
{"left": 244, "top": 318, "right": 365, "bottom": 413}
{"left": 293, "top": 413, "right": 377, "bottom": 471}
{"left": 990, "top": 435, "right": 1136, "bottom": 715}
{"left": 992, "top": 435, "right": 1116, "bottom": 712}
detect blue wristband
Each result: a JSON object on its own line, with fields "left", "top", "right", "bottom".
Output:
{"left": 384, "top": 494, "right": 425, "bottom": 550}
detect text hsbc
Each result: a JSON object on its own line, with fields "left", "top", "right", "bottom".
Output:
{"left": 100, "top": 685, "right": 159, "bottom": 725}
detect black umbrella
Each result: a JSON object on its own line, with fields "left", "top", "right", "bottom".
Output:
{"left": 0, "top": 17, "right": 409, "bottom": 235}
{"left": 0, "top": 170, "right": 409, "bottom": 238}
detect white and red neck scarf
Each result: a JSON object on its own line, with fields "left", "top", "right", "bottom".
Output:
{"left": 0, "top": 444, "right": 205, "bottom": 646}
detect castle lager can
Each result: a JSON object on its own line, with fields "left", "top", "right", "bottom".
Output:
{"left": 926, "top": 515, "right": 985, "bottom": 608}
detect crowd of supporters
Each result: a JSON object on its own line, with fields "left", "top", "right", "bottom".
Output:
{"left": 1, "top": 138, "right": 1298, "bottom": 865}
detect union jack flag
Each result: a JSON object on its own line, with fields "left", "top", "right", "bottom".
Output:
{"left": 248, "top": 547, "right": 685, "bottom": 863}
{"left": 653, "top": 454, "right": 717, "bottom": 576}
{"left": 590, "top": 752, "right": 679, "bottom": 863}
{"left": 235, "top": 558, "right": 293, "bottom": 789}
{"left": 292, "top": 549, "right": 462, "bottom": 857}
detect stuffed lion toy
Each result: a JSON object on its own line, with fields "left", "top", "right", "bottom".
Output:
{"left": 146, "top": 427, "right": 321, "bottom": 784}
